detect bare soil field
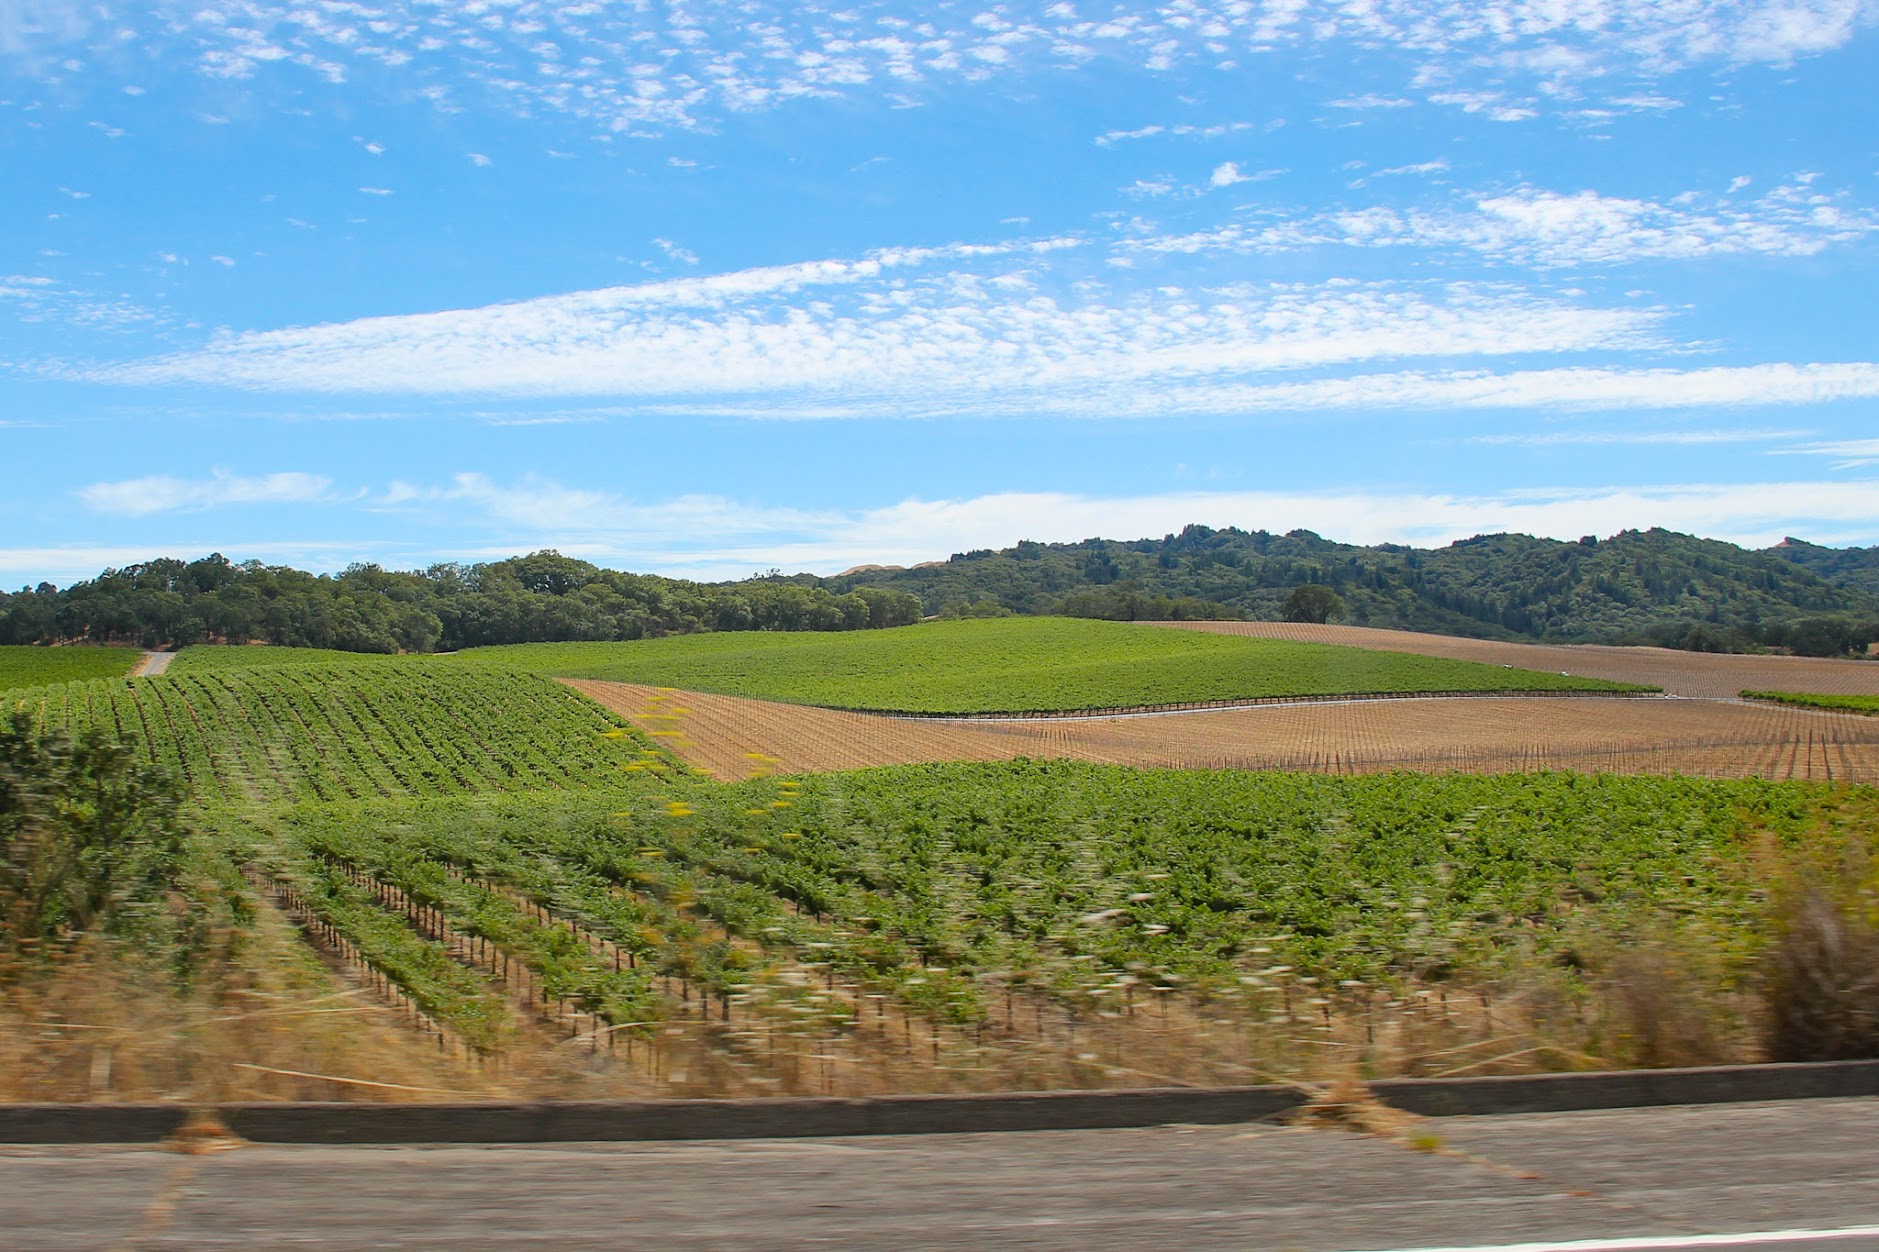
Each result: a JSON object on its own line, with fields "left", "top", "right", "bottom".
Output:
{"left": 1154, "top": 621, "right": 1879, "bottom": 700}
{"left": 567, "top": 681, "right": 1879, "bottom": 784}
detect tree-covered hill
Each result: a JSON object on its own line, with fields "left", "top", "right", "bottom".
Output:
{"left": 0, "top": 551, "right": 924, "bottom": 652}
{"left": 821, "top": 526, "right": 1879, "bottom": 654}
{"left": 1767, "top": 538, "right": 1879, "bottom": 597}
{"left": 4, "top": 527, "right": 1876, "bottom": 656}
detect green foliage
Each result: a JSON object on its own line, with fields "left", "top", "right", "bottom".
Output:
{"left": 468, "top": 617, "right": 1642, "bottom": 713}
{"left": 1053, "top": 584, "right": 1239, "bottom": 622}
{"left": 0, "top": 550, "right": 924, "bottom": 653}
{"left": 286, "top": 854, "right": 516, "bottom": 1050}
{"left": 166, "top": 646, "right": 410, "bottom": 673}
{"left": 1743, "top": 691, "right": 1879, "bottom": 716}
{"left": 827, "top": 525, "right": 1879, "bottom": 645}
{"left": 7, "top": 527, "right": 1874, "bottom": 658}
{"left": 1769, "top": 538, "right": 1879, "bottom": 597}
{"left": 0, "top": 645, "right": 140, "bottom": 692}
{"left": 4, "top": 662, "right": 654, "bottom": 806}
{"left": 0, "top": 712, "right": 189, "bottom": 957}
{"left": 260, "top": 763, "right": 1870, "bottom": 1024}
{"left": 1281, "top": 585, "right": 1346, "bottom": 624}
{"left": 938, "top": 598, "right": 1013, "bottom": 619}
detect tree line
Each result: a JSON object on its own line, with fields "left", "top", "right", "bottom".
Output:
{"left": 822, "top": 525, "right": 1879, "bottom": 656}
{"left": 0, "top": 551, "right": 925, "bottom": 653}
{"left": 6, "top": 526, "right": 1877, "bottom": 658}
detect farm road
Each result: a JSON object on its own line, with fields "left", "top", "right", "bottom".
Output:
{"left": 1159, "top": 622, "right": 1879, "bottom": 701}
{"left": 132, "top": 650, "right": 175, "bottom": 677}
{"left": 5, "top": 1097, "right": 1876, "bottom": 1250}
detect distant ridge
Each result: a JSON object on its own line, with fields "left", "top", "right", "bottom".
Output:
{"left": 820, "top": 526, "right": 1879, "bottom": 654}
{"left": 3, "top": 527, "right": 1875, "bottom": 657}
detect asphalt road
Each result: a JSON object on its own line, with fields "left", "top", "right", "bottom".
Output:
{"left": 4, "top": 1098, "right": 1875, "bottom": 1251}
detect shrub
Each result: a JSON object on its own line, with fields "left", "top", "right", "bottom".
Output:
{"left": 1764, "top": 884, "right": 1879, "bottom": 1061}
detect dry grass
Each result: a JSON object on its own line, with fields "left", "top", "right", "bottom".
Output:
{"left": 1765, "top": 883, "right": 1879, "bottom": 1061}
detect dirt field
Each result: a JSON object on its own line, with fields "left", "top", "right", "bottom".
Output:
{"left": 1153, "top": 621, "right": 1879, "bottom": 700}
{"left": 567, "top": 681, "right": 1879, "bottom": 784}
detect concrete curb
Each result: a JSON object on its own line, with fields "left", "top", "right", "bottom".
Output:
{"left": 4, "top": 1059, "right": 1875, "bottom": 1145}
{"left": 1372, "top": 1059, "right": 1879, "bottom": 1117}
{"left": 0, "top": 1104, "right": 188, "bottom": 1144}
{"left": 219, "top": 1086, "right": 1307, "bottom": 1144}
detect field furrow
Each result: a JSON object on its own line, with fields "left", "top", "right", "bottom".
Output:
{"left": 568, "top": 680, "right": 1879, "bottom": 783}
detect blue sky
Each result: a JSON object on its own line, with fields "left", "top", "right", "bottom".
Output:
{"left": 4, "top": 1, "right": 1878, "bottom": 586}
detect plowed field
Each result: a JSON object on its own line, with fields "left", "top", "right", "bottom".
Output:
{"left": 1154, "top": 621, "right": 1879, "bottom": 699}
{"left": 566, "top": 681, "right": 1879, "bottom": 784}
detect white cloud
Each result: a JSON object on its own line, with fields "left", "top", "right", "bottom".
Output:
{"left": 359, "top": 186, "right": 393, "bottom": 196}
{"left": 651, "top": 237, "right": 699, "bottom": 266}
{"left": 1375, "top": 160, "right": 1450, "bottom": 179}
{"left": 350, "top": 477, "right": 1879, "bottom": 577}
{"left": 1328, "top": 94, "right": 1414, "bottom": 110}
{"left": 1133, "top": 182, "right": 1877, "bottom": 267}
{"left": 1778, "top": 437, "right": 1879, "bottom": 468}
{"left": 87, "top": 245, "right": 1665, "bottom": 415}
{"left": 1209, "top": 162, "right": 1249, "bottom": 188}
{"left": 77, "top": 470, "right": 335, "bottom": 516}
{"left": 0, "top": 273, "right": 158, "bottom": 331}
{"left": 1138, "top": 362, "right": 1879, "bottom": 416}
{"left": 8, "top": 2, "right": 1872, "bottom": 132}
{"left": 1096, "top": 121, "right": 1253, "bottom": 145}
{"left": 1475, "top": 427, "right": 1810, "bottom": 447}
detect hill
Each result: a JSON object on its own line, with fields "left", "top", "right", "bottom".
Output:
{"left": 1767, "top": 537, "right": 1879, "bottom": 597}
{"left": 820, "top": 526, "right": 1879, "bottom": 653}
{"left": 4, "top": 527, "right": 1876, "bottom": 658}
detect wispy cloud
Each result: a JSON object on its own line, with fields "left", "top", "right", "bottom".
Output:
{"left": 1138, "top": 363, "right": 1879, "bottom": 416}
{"left": 85, "top": 245, "right": 1665, "bottom": 414}
{"left": 77, "top": 470, "right": 336, "bottom": 516}
{"left": 1096, "top": 121, "right": 1254, "bottom": 146}
{"left": 340, "top": 476, "right": 1879, "bottom": 576}
{"left": 0, "top": 273, "right": 159, "bottom": 332}
{"left": 1777, "top": 437, "right": 1879, "bottom": 468}
{"left": 1131, "top": 182, "right": 1876, "bottom": 268}
{"left": 1475, "top": 427, "right": 1811, "bottom": 447}
{"left": 9, "top": 2, "right": 1871, "bottom": 132}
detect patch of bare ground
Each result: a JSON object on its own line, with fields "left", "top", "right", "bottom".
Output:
{"left": 1153, "top": 620, "right": 1879, "bottom": 700}
{"left": 563, "top": 679, "right": 1032, "bottom": 779}
{"left": 567, "top": 680, "right": 1879, "bottom": 784}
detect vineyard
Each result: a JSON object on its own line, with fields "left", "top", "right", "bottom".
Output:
{"left": 2, "top": 663, "right": 646, "bottom": 805}
{"left": 214, "top": 761, "right": 1876, "bottom": 1095}
{"left": 1744, "top": 691, "right": 1879, "bottom": 716}
{"left": 469, "top": 617, "right": 1642, "bottom": 713}
{"left": 7, "top": 632, "right": 1878, "bottom": 1102}
{"left": 0, "top": 643, "right": 140, "bottom": 690}
{"left": 1165, "top": 621, "right": 1879, "bottom": 700}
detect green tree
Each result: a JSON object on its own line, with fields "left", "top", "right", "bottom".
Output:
{"left": 1281, "top": 584, "right": 1347, "bottom": 624}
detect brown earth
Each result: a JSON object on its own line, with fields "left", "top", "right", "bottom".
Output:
{"left": 1152, "top": 620, "right": 1879, "bottom": 699}
{"left": 565, "top": 680, "right": 1879, "bottom": 784}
